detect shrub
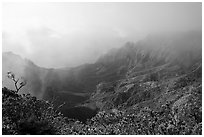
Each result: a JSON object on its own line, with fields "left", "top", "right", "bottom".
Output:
{"left": 2, "top": 87, "right": 68, "bottom": 135}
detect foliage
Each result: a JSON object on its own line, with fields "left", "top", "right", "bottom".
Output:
{"left": 2, "top": 81, "right": 202, "bottom": 135}
{"left": 2, "top": 87, "right": 68, "bottom": 135}
{"left": 3, "top": 64, "right": 202, "bottom": 135}
{"left": 149, "top": 72, "right": 160, "bottom": 81}
{"left": 64, "top": 67, "right": 202, "bottom": 135}
{"left": 67, "top": 100, "right": 201, "bottom": 135}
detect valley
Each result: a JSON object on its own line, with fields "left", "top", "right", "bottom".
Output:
{"left": 2, "top": 31, "right": 202, "bottom": 127}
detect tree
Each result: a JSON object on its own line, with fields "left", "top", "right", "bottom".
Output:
{"left": 7, "top": 71, "right": 27, "bottom": 93}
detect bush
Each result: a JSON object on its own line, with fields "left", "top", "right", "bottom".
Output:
{"left": 2, "top": 87, "right": 68, "bottom": 135}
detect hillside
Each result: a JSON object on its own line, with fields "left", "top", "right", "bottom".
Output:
{"left": 2, "top": 57, "right": 202, "bottom": 135}
{"left": 2, "top": 31, "right": 202, "bottom": 121}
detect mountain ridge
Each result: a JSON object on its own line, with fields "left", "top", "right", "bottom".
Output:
{"left": 2, "top": 31, "right": 202, "bottom": 119}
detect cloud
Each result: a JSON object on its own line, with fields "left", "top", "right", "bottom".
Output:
{"left": 2, "top": 3, "right": 201, "bottom": 68}
{"left": 3, "top": 26, "right": 132, "bottom": 68}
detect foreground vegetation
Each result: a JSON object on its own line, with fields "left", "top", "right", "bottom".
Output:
{"left": 2, "top": 82, "right": 202, "bottom": 134}
{"left": 2, "top": 63, "right": 202, "bottom": 135}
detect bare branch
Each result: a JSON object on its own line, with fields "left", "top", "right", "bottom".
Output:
{"left": 55, "top": 102, "right": 66, "bottom": 113}
{"left": 7, "top": 71, "right": 26, "bottom": 93}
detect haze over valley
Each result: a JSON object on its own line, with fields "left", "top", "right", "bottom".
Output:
{"left": 2, "top": 2, "right": 202, "bottom": 135}
{"left": 3, "top": 30, "right": 201, "bottom": 112}
{"left": 3, "top": 3, "right": 201, "bottom": 68}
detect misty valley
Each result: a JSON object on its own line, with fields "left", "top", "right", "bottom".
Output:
{"left": 2, "top": 31, "right": 202, "bottom": 135}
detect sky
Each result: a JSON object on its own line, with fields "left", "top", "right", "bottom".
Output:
{"left": 2, "top": 2, "right": 202, "bottom": 68}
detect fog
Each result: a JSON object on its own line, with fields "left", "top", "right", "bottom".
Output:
{"left": 2, "top": 2, "right": 201, "bottom": 68}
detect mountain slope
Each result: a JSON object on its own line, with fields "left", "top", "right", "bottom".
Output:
{"left": 2, "top": 31, "right": 202, "bottom": 120}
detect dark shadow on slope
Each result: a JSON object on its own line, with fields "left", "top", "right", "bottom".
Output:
{"left": 60, "top": 106, "right": 99, "bottom": 123}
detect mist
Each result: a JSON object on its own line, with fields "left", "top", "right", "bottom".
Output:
{"left": 2, "top": 2, "right": 201, "bottom": 68}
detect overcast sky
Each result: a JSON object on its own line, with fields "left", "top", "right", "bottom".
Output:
{"left": 2, "top": 2, "right": 202, "bottom": 68}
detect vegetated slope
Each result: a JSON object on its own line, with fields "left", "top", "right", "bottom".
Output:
{"left": 70, "top": 56, "right": 201, "bottom": 135}
{"left": 84, "top": 31, "right": 201, "bottom": 109}
{"left": 3, "top": 63, "right": 201, "bottom": 135}
{"left": 87, "top": 60, "right": 201, "bottom": 110}
{"left": 2, "top": 31, "right": 202, "bottom": 121}
{"left": 2, "top": 87, "right": 69, "bottom": 135}
{"left": 2, "top": 30, "right": 202, "bottom": 134}
{"left": 58, "top": 31, "right": 202, "bottom": 122}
